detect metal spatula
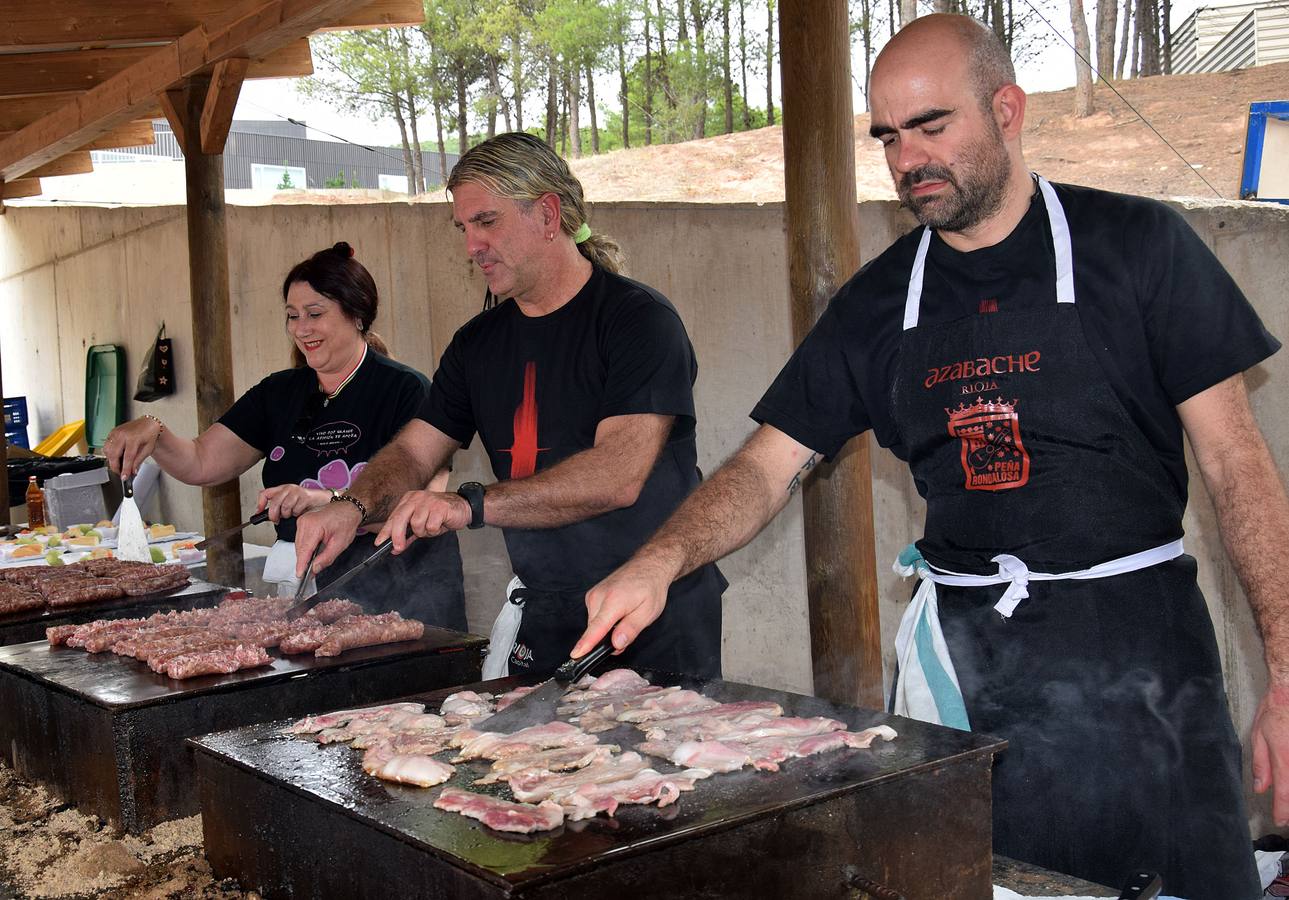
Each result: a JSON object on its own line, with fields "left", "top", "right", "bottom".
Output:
{"left": 480, "top": 636, "right": 616, "bottom": 734}
{"left": 283, "top": 538, "right": 393, "bottom": 620}
{"left": 115, "top": 477, "right": 152, "bottom": 563}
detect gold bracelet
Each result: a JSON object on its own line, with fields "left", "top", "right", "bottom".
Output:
{"left": 142, "top": 414, "right": 165, "bottom": 436}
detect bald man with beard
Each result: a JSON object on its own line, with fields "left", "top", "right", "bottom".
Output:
{"left": 571, "top": 14, "right": 1288, "bottom": 898}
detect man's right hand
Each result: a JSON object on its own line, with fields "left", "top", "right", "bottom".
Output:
{"left": 573, "top": 556, "right": 676, "bottom": 659}
{"left": 294, "top": 500, "right": 363, "bottom": 575}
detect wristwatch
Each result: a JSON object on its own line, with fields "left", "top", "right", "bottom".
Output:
{"left": 456, "top": 482, "right": 486, "bottom": 529}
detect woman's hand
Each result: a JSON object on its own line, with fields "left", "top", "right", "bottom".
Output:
{"left": 256, "top": 484, "right": 333, "bottom": 523}
{"left": 103, "top": 416, "right": 166, "bottom": 479}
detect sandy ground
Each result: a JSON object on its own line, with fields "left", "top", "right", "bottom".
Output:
{"left": 0, "top": 764, "right": 246, "bottom": 900}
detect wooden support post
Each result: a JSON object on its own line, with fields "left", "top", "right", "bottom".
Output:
{"left": 0, "top": 329, "right": 8, "bottom": 529}
{"left": 779, "top": 0, "right": 883, "bottom": 708}
{"left": 172, "top": 77, "right": 243, "bottom": 586}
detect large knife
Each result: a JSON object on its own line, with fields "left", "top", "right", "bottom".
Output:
{"left": 480, "top": 636, "right": 616, "bottom": 734}
{"left": 283, "top": 538, "right": 393, "bottom": 620}
{"left": 194, "top": 510, "right": 271, "bottom": 551}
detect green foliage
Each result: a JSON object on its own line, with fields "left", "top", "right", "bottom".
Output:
{"left": 324, "top": 169, "right": 347, "bottom": 188}
{"left": 277, "top": 163, "right": 295, "bottom": 190}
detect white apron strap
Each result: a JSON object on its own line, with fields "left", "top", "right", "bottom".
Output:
{"left": 903, "top": 174, "right": 1076, "bottom": 334}
{"left": 481, "top": 576, "right": 526, "bottom": 680}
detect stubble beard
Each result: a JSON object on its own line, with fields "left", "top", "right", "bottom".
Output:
{"left": 897, "top": 125, "right": 1012, "bottom": 233}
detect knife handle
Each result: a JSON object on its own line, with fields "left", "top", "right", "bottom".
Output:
{"left": 556, "top": 636, "right": 614, "bottom": 684}
{"left": 250, "top": 509, "right": 271, "bottom": 525}
{"left": 1117, "top": 871, "right": 1162, "bottom": 900}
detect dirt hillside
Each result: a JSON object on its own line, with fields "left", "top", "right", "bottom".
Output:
{"left": 567, "top": 62, "right": 1289, "bottom": 204}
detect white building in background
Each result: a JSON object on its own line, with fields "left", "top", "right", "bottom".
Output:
{"left": 1170, "top": 1, "right": 1289, "bottom": 73}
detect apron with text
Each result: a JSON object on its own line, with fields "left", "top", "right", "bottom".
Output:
{"left": 887, "top": 178, "right": 1258, "bottom": 899}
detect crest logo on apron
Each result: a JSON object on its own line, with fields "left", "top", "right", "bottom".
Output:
{"left": 946, "top": 397, "right": 1030, "bottom": 491}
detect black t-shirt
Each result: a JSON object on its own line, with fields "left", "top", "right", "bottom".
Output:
{"left": 219, "top": 350, "right": 433, "bottom": 542}
{"left": 422, "top": 265, "right": 719, "bottom": 594}
{"left": 753, "top": 182, "right": 1281, "bottom": 503}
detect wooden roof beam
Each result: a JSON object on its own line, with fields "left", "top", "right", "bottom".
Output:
{"left": 0, "top": 121, "right": 155, "bottom": 151}
{"left": 200, "top": 58, "right": 249, "bottom": 154}
{"left": 1, "top": 177, "right": 41, "bottom": 199}
{"left": 1, "top": 0, "right": 424, "bottom": 49}
{"left": 0, "top": 40, "right": 313, "bottom": 99}
{"left": 0, "top": 0, "right": 371, "bottom": 182}
{"left": 27, "top": 151, "right": 93, "bottom": 179}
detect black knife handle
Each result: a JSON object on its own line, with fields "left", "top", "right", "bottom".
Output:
{"left": 1117, "top": 871, "right": 1162, "bottom": 900}
{"left": 555, "top": 636, "right": 614, "bottom": 684}
{"left": 250, "top": 510, "right": 271, "bottom": 525}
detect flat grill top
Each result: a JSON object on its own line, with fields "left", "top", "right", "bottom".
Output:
{"left": 0, "top": 627, "right": 486, "bottom": 710}
{"left": 0, "top": 579, "right": 225, "bottom": 630}
{"left": 191, "top": 674, "right": 1006, "bottom": 893}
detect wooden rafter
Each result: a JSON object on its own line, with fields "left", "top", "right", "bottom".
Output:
{"left": 199, "top": 58, "right": 249, "bottom": 154}
{"left": 0, "top": 0, "right": 425, "bottom": 49}
{"left": 0, "top": 40, "right": 313, "bottom": 100}
{"left": 1, "top": 177, "right": 41, "bottom": 199}
{"left": 27, "top": 152, "right": 92, "bottom": 178}
{"left": 0, "top": 0, "right": 372, "bottom": 183}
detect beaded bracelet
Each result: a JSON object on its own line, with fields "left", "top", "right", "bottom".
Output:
{"left": 330, "top": 491, "right": 368, "bottom": 525}
{"left": 142, "top": 414, "right": 165, "bottom": 435}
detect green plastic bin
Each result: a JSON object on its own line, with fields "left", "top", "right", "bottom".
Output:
{"left": 85, "top": 344, "right": 126, "bottom": 451}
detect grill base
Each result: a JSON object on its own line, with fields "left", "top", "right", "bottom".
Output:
{"left": 0, "top": 631, "right": 484, "bottom": 833}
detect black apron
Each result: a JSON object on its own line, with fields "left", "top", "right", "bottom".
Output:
{"left": 506, "top": 568, "right": 722, "bottom": 681}
{"left": 318, "top": 532, "right": 468, "bottom": 633}
{"left": 888, "top": 177, "right": 1258, "bottom": 898}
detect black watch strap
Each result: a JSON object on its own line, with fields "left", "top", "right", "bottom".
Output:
{"left": 457, "top": 481, "right": 486, "bottom": 529}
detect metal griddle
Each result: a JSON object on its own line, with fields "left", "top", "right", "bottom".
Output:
{"left": 193, "top": 674, "right": 1007, "bottom": 899}
{"left": 0, "top": 628, "right": 486, "bottom": 832}
{"left": 0, "top": 578, "right": 226, "bottom": 646}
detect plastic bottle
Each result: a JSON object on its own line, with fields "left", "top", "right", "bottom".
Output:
{"left": 25, "top": 476, "right": 45, "bottom": 529}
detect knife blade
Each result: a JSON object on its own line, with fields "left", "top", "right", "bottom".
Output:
{"left": 480, "top": 636, "right": 616, "bottom": 734}
{"left": 194, "top": 510, "right": 271, "bottom": 551}
{"left": 283, "top": 538, "right": 393, "bottom": 620}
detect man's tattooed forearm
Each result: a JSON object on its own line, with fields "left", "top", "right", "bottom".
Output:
{"left": 786, "top": 453, "right": 820, "bottom": 496}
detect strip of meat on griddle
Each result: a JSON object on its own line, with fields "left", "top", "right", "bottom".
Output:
{"left": 507, "top": 751, "right": 653, "bottom": 803}
{"left": 161, "top": 642, "right": 271, "bottom": 680}
{"left": 433, "top": 787, "right": 565, "bottom": 834}
{"left": 0, "top": 584, "right": 45, "bottom": 615}
{"left": 370, "top": 755, "right": 455, "bottom": 787}
{"left": 305, "top": 597, "right": 364, "bottom": 624}
{"left": 284, "top": 702, "right": 427, "bottom": 735}
{"left": 438, "top": 690, "right": 495, "bottom": 725}
{"left": 313, "top": 612, "right": 424, "bottom": 657}
{"left": 474, "top": 744, "right": 621, "bottom": 785}
{"left": 452, "top": 721, "right": 598, "bottom": 762}
{"left": 559, "top": 767, "right": 712, "bottom": 821}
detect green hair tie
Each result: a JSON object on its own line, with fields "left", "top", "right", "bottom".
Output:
{"left": 573, "top": 222, "right": 592, "bottom": 244}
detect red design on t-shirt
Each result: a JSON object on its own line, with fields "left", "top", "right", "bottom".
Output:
{"left": 946, "top": 397, "right": 1030, "bottom": 491}
{"left": 979, "top": 298, "right": 999, "bottom": 314}
{"left": 500, "top": 362, "right": 547, "bottom": 479}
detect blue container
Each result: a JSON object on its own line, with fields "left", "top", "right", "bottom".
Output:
{"left": 3, "top": 396, "right": 28, "bottom": 430}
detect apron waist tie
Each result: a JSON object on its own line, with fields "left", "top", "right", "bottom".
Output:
{"left": 890, "top": 539, "right": 1185, "bottom": 731}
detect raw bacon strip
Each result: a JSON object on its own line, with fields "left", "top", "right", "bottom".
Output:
{"left": 560, "top": 767, "right": 712, "bottom": 821}
{"left": 161, "top": 643, "right": 271, "bottom": 680}
{"left": 453, "top": 721, "right": 597, "bottom": 762}
{"left": 433, "top": 787, "right": 564, "bottom": 834}
{"left": 284, "top": 702, "right": 426, "bottom": 735}
{"left": 314, "top": 613, "right": 423, "bottom": 657}
{"left": 348, "top": 714, "right": 453, "bottom": 749}
{"left": 636, "top": 739, "right": 776, "bottom": 773}
{"left": 495, "top": 684, "right": 538, "bottom": 710}
{"left": 659, "top": 715, "right": 847, "bottom": 744}
{"left": 583, "top": 669, "right": 651, "bottom": 694}
{"left": 361, "top": 730, "right": 467, "bottom": 774}
{"left": 640, "top": 702, "right": 784, "bottom": 741}
{"left": 316, "top": 711, "right": 434, "bottom": 744}
{"left": 373, "top": 755, "right": 454, "bottom": 787}
{"left": 475, "top": 744, "right": 620, "bottom": 785}
{"left": 614, "top": 690, "right": 721, "bottom": 723}
{"left": 509, "top": 752, "right": 653, "bottom": 803}
{"left": 439, "top": 691, "right": 495, "bottom": 724}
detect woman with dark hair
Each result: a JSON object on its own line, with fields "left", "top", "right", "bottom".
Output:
{"left": 104, "top": 242, "right": 467, "bottom": 630}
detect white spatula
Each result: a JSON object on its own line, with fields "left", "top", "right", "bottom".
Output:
{"left": 116, "top": 477, "right": 152, "bottom": 563}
